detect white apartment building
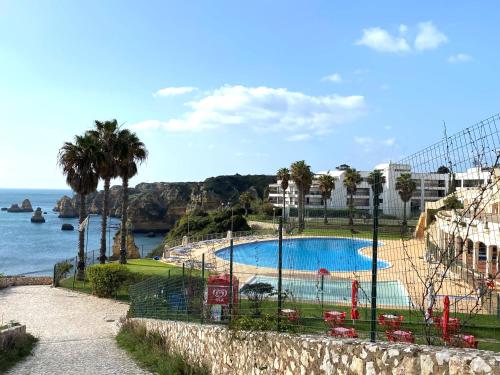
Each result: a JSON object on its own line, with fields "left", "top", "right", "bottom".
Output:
{"left": 268, "top": 163, "right": 450, "bottom": 219}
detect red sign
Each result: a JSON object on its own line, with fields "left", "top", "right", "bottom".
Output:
{"left": 207, "top": 285, "right": 230, "bottom": 305}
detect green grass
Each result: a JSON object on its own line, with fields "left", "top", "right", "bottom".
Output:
{"left": 0, "top": 333, "right": 38, "bottom": 373}
{"left": 59, "top": 259, "right": 185, "bottom": 301}
{"left": 117, "top": 320, "right": 209, "bottom": 375}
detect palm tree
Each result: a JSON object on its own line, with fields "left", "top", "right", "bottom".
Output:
{"left": 317, "top": 173, "right": 336, "bottom": 224}
{"left": 88, "top": 120, "right": 119, "bottom": 264}
{"left": 396, "top": 172, "right": 417, "bottom": 230}
{"left": 239, "top": 191, "right": 254, "bottom": 217}
{"left": 58, "top": 134, "right": 99, "bottom": 280}
{"left": 343, "top": 167, "right": 362, "bottom": 227}
{"left": 367, "top": 169, "right": 386, "bottom": 218}
{"left": 290, "top": 160, "right": 313, "bottom": 232}
{"left": 116, "top": 129, "right": 148, "bottom": 264}
{"left": 276, "top": 168, "right": 290, "bottom": 222}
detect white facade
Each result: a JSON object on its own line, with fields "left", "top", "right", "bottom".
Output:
{"left": 268, "top": 163, "right": 449, "bottom": 219}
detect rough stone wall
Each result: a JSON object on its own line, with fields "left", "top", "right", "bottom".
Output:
{"left": 0, "top": 276, "right": 52, "bottom": 288}
{"left": 0, "top": 325, "right": 26, "bottom": 350}
{"left": 133, "top": 318, "right": 500, "bottom": 375}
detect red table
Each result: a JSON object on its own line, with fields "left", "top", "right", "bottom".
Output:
{"left": 281, "top": 309, "right": 300, "bottom": 322}
{"left": 323, "top": 311, "right": 346, "bottom": 327}
{"left": 329, "top": 327, "right": 358, "bottom": 338}
{"left": 434, "top": 316, "right": 460, "bottom": 333}
{"left": 378, "top": 314, "right": 404, "bottom": 329}
{"left": 386, "top": 330, "right": 415, "bottom": 343}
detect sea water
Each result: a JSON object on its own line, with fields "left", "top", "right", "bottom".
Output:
{"left": 0, "top": 189, "right": 163, "bottom": 276}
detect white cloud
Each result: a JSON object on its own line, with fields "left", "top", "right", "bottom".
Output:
{"left": 383, "top": 137, "right": 396, "bottom": 146}
{"left": 321, "top": 73, "right": 342, "bottom": 83}
{"left": 448, "top": 53, "right": 473, "bottom": 63}
{"left": 354, "top": 136, "right": 396, "bottom": 147}
{"left": 356, "top": 27, "right": 410, "bottom": 53}
{"left": 354, "top": 136, "right": 373, "bottom": 145}
{"left": 414, "top": 21, "right": 448, "bottom": 51}
{"left": 132, "top": 85, "right": 366, "bottom": 135}
{"left": 286, "top": 134, "right": 312, "bottom": 142}
{"left": 153, "top": 86, "right": 197, "bottom": 97}
{"left": 356, "top": 21, "right": 447, "bottom": 53}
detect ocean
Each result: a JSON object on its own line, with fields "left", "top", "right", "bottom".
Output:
{"left": 0, "top": 189, "right": 163, "bottom": 276}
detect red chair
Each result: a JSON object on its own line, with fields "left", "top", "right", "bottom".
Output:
{"left": 447, "top": 334, "right": 478, "bottom": 349}
{"left": 386, "top": 330, "right": 415, "bottom": 344}
{"left": 378, "top": 314, "right": 404, "bottom": 329}
{"left": 329, "top": 327, "right": 358, "bottom": 338}
{"left": 323, "top": 311, "right": 346, "bottom": 327}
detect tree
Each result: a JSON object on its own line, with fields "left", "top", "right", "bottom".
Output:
{"left": 58, "top": 134, "right": 99, "bottom": 280}
{"left": 437, "top": 165, "right": 450, "bottom": 174}
{"left": 443, "top": 194, "right": 463, "bottom": 210}
{"left": 240, "top": 282, "right": 274, "bottom": 317}
{"left": 276, "top": 168, "right": 290, "bottom": 222}
{"left": 396, "top": 172, "right": 417, "bottom": 230}
{"left": 317, "top": 173, "right": 336, "bottom": 224}
{"left": 367, "top": 169, "right": 386, "bottom": 196}
{"left": 336, "top": 164, "right": 350, "bottom": 171}
{"left": 87, "top": 120, "right": 120, "bottom": 264}
{"left": 343, "top": 167, "right": 362, "bottom": 227}
{"left": 290, "top": 160, "right": 313, "bottom": 231}
{"left": 239, "top": 191, "right": 254, "bottom": 217}
{"left": 116, "top": 129, "right": 148, "bottom": 264}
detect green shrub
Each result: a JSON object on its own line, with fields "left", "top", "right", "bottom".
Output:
{"left": 86, "top": 264, "right": 131, "bottom": 298}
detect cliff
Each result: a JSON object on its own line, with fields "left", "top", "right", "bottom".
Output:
{"left": 53, "top": 174, "right": 274, "bottom": 233}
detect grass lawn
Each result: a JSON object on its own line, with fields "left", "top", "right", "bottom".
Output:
{"left": 0, "top": 333, "right": 38, "bottom": 373}
{"left": 300, "top": 228, "right": 410, "bottom": 240}
{"left": 59, "top": 259, "right": 185, "bottom": 301}
{"left": 117, "top": 320, "right": 209, "bottom": 375}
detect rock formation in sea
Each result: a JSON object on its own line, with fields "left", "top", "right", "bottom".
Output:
{"left": 111, "top": 230, "right": 140, "bottom": 259}
{"left": 7, "top": 199, "right": 34, "bottom": 213}
{"left": 53, "top": 175, "right": 275, "bottom": 233}
{"left": 1, "top": 207, "right": 7, "bottom": 211}
{"left": 30, "top": 207, "right": 46, "bottom": 223}
{"left": 61, "top": 223, "right": 74, "bottom": 231}
{"left": 22, "top": 199, "right": 34, "bottom": 212}
{"left": 54, "top": 196, "right": 78, "bottom": 218}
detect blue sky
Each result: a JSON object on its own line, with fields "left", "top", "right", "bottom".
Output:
{"left": 1, "top": 1, "right": 499, "bottom": 188}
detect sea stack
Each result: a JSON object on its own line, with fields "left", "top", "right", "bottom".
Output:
{"left": 7, "top": 204, "right": 22, "bottom": 212}
{"left": 61, "top": 223, "right": 74, "bottom": 231}
{"left": 111, "top": 230, "right": 140, "bottom": 259}
{"left": 30, "top": 207, "right": 46, "bottom": 223}
{"left": 55, "top": 196, "right": 78, "bottom": 218}
{"left": 21, "top": 199, "right": 34, "bottom": 212}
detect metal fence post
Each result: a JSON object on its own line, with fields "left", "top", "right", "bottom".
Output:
{"left": 229, "top": 238, "right": 234, "bottom": 322}
{"left": 370, "top": 173, "right": 380, "bottom": 343}
{"left": 278, "top": 217, "right": 283, "bottom": 331}
{"left": 201, "top": 253, "right": 205, "bottom": 324}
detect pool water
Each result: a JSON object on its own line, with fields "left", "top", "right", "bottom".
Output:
{"left": 250, "top": 275, "right": 411, "bottom": 307}
{"left": 216, "top": 237, "right": 389, "bottom": 272}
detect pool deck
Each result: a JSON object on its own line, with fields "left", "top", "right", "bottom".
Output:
{"left": 161, "top": 234, "right": 487, "bottom": 313}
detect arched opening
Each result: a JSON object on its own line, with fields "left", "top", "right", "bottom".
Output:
{"left": 478, "top": 242, "right": 487, "bottom": 261}
{"left": 465, "top": 239, "right": 474, "bottom": 254}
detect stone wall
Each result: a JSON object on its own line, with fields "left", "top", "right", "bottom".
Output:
{"left": 133, "top": 318, "right": 499, "bottom": 375}
{"left": 0, "top": 325, "right": 26, "bottom": 350}
{"left": 0, "top": 276, "right": 52, "bottom": 289}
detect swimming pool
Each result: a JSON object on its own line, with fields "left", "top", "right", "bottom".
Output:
{"left": 249, "top": 275, "right": 411, "bottom": 307}
{"left": 216, "top": 237, "right": 389, "bottom": 272}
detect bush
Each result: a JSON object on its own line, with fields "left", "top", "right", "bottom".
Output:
{"left": 0, "top": 333, "right": 37, "bottom": 373}
{"left": 86, "top": 264, "right": 131, "bottom": 298}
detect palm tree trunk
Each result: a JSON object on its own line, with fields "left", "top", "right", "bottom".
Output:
{"left": 298, "top": 189, "right": 304, "bottom": 231}
{"left": 282, "top": 191, "right": 286, "bottom": 223}
{"left": 99, "top": 177, "right": 110, "bottom": 264}
{"left": 120, "top": 176, "right": 129, "bottom": 264}
{"left": 324, "top": 198, "right": 328, "bottom": 224}
{"left": 402, "top": 201, "right": 407, "bottom": 231}
{"left": 77, "top": 194, "right": 86, "bottom": 281}
{"left": 349, "top": 192, "right": 354, "bottom": 226}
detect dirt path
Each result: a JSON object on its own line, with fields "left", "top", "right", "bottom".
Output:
{"left": 0, "top": 285, "right": 150, "bottom": 375}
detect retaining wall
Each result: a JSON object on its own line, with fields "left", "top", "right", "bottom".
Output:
{"left": 0, "top": 276, "right": 52, "bottom": 288}
{"left": 133, "top": 318, "right": 500, "bottom": 375}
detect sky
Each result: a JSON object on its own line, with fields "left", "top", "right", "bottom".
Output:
{"left": 1, "top": 1, "right": 499, "bottom": 189}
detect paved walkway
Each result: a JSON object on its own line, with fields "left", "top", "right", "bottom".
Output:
{"left": 0, "top": 285, "right": 151, "bottom": 375}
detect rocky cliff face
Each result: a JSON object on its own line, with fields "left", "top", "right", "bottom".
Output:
{"left": 53, "top": 175, "right": 274, "bottom": 233}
